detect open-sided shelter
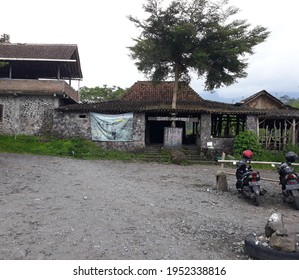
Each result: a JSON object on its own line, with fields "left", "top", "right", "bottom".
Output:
{"left": 0, "top": 39, "right": 82, "bottom": 135}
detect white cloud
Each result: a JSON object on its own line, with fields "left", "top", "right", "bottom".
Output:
{"left": 1, "top": 0, "right": 298, "bottom": 100}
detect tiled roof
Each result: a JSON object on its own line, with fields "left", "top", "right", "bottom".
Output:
{"left": 57, "top": 99, "right": 265, "bottom": 115}
{"left": 57, "top": 81, "right": 265, "bottom": 115}
{"left": 121, "top": 81, "right": 204, "bottom": 102}
{"left": 0, "top": 43, "right": 79, "bottom": 61}
{"left": 264, "top": 108, "right": 299, "bottom": 119}
{"left": 0, "top": 43, "right": 82, "bottom": 79}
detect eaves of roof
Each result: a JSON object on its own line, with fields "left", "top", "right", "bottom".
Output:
{"left": 56, "top": 99, "right": 266, "bottom": 115}
{"left": 0, "top": 79, "right": 79, "bottom": 102}
{"left": 263, "top": 108, "right": 299, "bottom": 119}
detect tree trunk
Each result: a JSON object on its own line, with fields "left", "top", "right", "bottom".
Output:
{"left": 171, "top": 63, "right": 179, "bottom": 128}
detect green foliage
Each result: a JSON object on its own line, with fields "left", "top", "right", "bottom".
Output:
{"left": 0, "top": 61, "right": 8, "bottom": 68}
{"left": 279, "top": 95, "right": 299, "bottom": 109}
{"left": 0, "top": 135, "right": 137, "bottom": 160}
{"left": 233, "top": 130, "right": 263, "bottom": 158}
{"left": 79, "top": 85, "right": 126, "bottom": 103}
{"left": 128, "top": 0, "right": 269, "bottom": 90}
{"left": 283, "top": 144, "right": 299, "bottom": 156}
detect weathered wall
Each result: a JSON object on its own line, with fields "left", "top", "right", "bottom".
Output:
{"left": 246, "top": 115, "right": 258, "bottom": 131}
{"left": 246, "top": 95, "right": 282, "bottom": 110}
{"left": 199, "top": 114, "right": 259, "bottom": 156}
{"left": 52, "top": 112, "right": 146, "bottom": 151}
{"left": 0, "top": 95, "right": 55, "bottom": 135}
{"left": 52, "top": 111, "right": 91, "bottom": 139}
{"left": 199, "top": 113, "right": 234, "bottom": 153}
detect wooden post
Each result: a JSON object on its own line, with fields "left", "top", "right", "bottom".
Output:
{"left": 216, "top": 152, "right": 228, "bottom": 191}
{"left": 216, "top": 170, "right": 228, "bottom": 191}
{"left": 221, "top": 152, "right": 225, "bottom": 169}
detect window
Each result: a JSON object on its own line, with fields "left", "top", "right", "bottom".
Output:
{"left": 0, "top": 104, "right": 3, "bottom": 122}
{"left": 211, "top": 114, "right": 246, "bottom": 138}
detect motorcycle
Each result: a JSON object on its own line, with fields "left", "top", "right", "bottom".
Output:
{"left": 276, "top": 151, "right": 299, "bottom": 210}
{"left": 235, "top": 159, "right": 264, "bottom": 206}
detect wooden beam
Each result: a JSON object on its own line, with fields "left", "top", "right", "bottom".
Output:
{"left": 217, "top": 159, "right": 299, "bottom": 166}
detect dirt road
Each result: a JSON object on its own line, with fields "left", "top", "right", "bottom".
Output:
{"left": 1, "top": 152, "right": 299, "bottom": 260}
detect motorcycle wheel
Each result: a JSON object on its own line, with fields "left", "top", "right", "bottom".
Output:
{"left": 294, "top": 196, "right": 299, "bottom": 210}
{"left": 254, "top": 194, "right": 260, "bottom": 206}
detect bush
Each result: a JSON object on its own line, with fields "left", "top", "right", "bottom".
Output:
{"left": 283, "top": 144, "right": 299, "bottom": 157}
{"left": 233, "top": 130, "right": 263, "bottom": 159}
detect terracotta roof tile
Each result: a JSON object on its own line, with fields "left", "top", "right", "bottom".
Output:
{"left": 57, "top": 81, "right": 265, "bottom": 115}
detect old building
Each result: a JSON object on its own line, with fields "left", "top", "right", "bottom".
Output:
{"left": 0, "top": 41, "right": 82, "bottom": 135}
{"left": 240, "top": 90, "right": 299, "bottom": 149}
{"left": 1, "top": 38, "right": 298, "bottom": 153}
{"left": 53, "top": 81, "right": 265, "bottom": 154}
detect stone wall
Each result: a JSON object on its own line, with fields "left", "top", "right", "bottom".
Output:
{"left": 52, "top": 111, "right": 91, "bottom": 139}
{"left": 199, "top": 114, "right": 259, "bottom": 157}
{"left": 246, "top": 115, "right": 258, "bottom": 132}
{"left": 0, "top": 95, "right": 55, "bottom": 135}
{"left": 199, "top": 113, "right": 234, "bottom": 154}
{"left": 52, "top": 112, "right": 146, "bottom": 151}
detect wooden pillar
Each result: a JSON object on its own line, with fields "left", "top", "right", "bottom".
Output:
{"left": 293, "top": 118, "right": 296, "bottom": 145}
{"left": 9, "top": 63, "right": 12, "bottom": 78}
{"left": 57, "top": 65, "right": 61, "bottom": 80}
{"left": 256, "top": 117, "right": 260, "bottom": 139}
{"left": 283, "top": 120, "right": 287, "bottom": 147}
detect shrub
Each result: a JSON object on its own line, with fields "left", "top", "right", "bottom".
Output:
{"left": 233, "top": 130, "right": 263, "bottom": 159}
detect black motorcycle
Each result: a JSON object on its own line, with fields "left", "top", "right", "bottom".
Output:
{"left": 277, "top": 152, "right": 299, "bottom": 210}
{"left": 235, "top": 159, "right": 263, "bottom": 206}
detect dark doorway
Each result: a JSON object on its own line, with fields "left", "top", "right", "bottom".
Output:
{"left": 146, "top": 117, "right": 198, "bottom": 145}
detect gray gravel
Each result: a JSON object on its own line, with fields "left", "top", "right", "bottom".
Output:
{"left": 1, "top": 152, "right": 299, "bottom": 260}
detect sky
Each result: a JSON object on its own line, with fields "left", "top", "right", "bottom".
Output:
{"left": 1, "top": 0, "right": 298, "bottom": 102}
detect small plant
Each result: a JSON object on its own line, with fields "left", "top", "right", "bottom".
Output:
{"left": 233, "top": 130, "right": 263, "bottom": 159}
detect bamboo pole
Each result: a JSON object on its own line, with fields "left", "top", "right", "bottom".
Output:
{"left": 217, "top": 159, "right": 299, "bottom": 166}
{"left": 293, "top": 118, "right": 296, "bottom": 145}
{"left": 225, "top": 171, "right": 279, "bottom": 183}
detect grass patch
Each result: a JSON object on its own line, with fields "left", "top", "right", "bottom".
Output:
{"left": 0, "top": 134, "right": 138, "bottom": 161}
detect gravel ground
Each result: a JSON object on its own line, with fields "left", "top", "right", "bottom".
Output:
{"left": 1, "top": 152, "right": 299, "bottom": 260}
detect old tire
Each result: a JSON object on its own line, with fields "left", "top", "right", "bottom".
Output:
{"left": 294, "top": 196, "right": 299, "bottom": 210}
{"left": 254, "top": 194, "right": 260, "bottom": 206}
{"left": 244, "top": 233, "right": 299, "bottom": 260}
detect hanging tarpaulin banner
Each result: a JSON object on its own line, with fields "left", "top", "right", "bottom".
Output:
{"left": 90, "top": 112, "right": 133, "bottom": 141}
